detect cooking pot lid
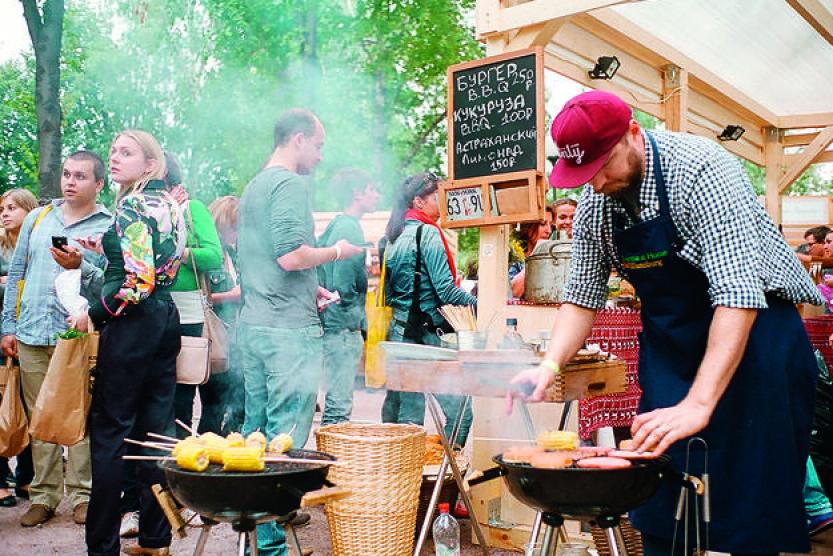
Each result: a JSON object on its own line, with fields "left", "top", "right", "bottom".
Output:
{"left": 530, "top": 239, "right": 572, "bottom": 257}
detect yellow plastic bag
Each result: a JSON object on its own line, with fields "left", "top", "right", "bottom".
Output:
{"left": 364, "top": 253, "right": 392, "bottom": 388}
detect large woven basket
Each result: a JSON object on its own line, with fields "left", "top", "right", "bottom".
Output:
{"left": 316, "top": 423, "right": 425, "bottom": 556}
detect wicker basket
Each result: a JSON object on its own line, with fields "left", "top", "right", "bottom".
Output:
{"left": 316, "top": 423, "right": 425, "bottom": 556}
{"left": 590, "top": 517, "right": 643, "bottom": 556}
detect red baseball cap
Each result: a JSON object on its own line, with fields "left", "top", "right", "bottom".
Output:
{"left": 548, "top": 91, "right": 632, "bottom": 189}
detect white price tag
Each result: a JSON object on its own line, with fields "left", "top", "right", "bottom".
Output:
{"left": 445, "top": 187, "right": 484, "bottom": 222}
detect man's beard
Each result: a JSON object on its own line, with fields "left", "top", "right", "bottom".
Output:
{"left": 608, "top": 149, "right": 644, "bottom": 200}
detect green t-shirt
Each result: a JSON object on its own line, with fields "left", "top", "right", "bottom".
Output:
{"left": 238, "top": 166, "right": 319, "bottom": 329}
{"left": 317, "top": 214, "right": 368, "bottom": 332}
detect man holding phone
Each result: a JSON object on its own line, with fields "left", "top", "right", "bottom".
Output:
{"left": 0, "top": 151, "right": 111, "bottom": 528}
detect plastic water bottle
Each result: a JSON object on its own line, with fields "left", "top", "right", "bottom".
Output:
{"left": 433, "top": 503, "right": 460, "bottom": 556}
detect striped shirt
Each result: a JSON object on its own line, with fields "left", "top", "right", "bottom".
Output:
{"left": 563, "top": 130, "right": 823, "bottom": 310}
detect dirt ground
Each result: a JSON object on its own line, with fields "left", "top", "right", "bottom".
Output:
{"left": 1, "top": 388, "right": 832, "bottom": 555}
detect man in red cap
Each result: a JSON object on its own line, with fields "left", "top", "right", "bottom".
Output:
{"left": 512, "top": 90, "right": 821, "bottom": 553}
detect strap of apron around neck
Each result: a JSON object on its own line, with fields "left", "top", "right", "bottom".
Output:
{"left": 645, "top": 132, "right": 670, "bottom": 218}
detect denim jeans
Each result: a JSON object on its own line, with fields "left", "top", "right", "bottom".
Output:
{"left": 321, "top": 329, "right": 363, "bottom": 426}
{"left": 239, "top": 323, "right": 323, "bottom": 556}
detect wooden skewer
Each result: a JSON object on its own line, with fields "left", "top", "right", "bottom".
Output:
{"left": 124, "top": 438, "right": 174, "bottom": 451}
{"left": 264, "top": 456, "right": 344, "bottom": 467}
{"left": 147, "top": 432, "right": 180, "bottom": 443}
{"left": 124, "top": 455, "right": 175, "bottom": 461}
{"left": 175, "top": 419, "right": 196, "bottom": 435}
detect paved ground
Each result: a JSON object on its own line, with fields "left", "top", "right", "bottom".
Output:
{"left": 2, "top": 387, "right": 832, "bottom": 555}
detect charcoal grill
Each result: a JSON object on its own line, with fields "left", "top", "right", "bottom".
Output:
{"left": 161, "top": 449, "right": 347, "bottom": 556}
{"left": 471, "top": 454, "right": 671, "bottom": 556}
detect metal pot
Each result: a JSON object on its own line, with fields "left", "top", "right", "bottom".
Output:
{"left": 523, "top": 239, "right": 572, "bottom": 304}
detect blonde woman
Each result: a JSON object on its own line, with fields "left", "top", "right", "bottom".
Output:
{"left": 0, "top": 188, "right": 37, "bottom": 508}
{"left": 74, "top": 130, "right": 186, "bottom": 556}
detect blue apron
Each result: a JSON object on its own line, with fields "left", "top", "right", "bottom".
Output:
{"left": 618, "top": 133, "right": 816, "bottom": 552}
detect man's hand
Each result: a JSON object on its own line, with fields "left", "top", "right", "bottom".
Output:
{"left": 76, "top": 235, "right": 103, "bottom": 255}
{"left": 316, "top": 287, "right": 340, "bottom": 312}
{"left": 334, "top": 239, "right": 363, "bottom": 260}
{"left": 630, "top": 399, "right": 712, "bottom": 455}
{"left": 1, "top": 335, "right": 17, "bottom": 358}
{"left": 50, "top": 245, "right": 82, "bottom": 270}
{"left": 66, "top": 312, "right": 91, "bottom": 333}
{"left": 505, "top": 364, "right": 557, "bottom": 413}
{"left": 169, "top": 184, "right": 189, "bottom": 205}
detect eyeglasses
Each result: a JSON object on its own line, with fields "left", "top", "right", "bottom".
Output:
{"left": 412, "top": 172, "right": 440, "bottom": 197}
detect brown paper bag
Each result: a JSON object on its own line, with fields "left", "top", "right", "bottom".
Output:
{"left": 0, "top": 358, "right": 30, "bottom": 457}
{"left": 29, "top": 332, "right": 99, "bottom": 446}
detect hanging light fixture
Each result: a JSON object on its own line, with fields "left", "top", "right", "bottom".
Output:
{"left": 588, "top": 56, "right": 620, "bottom": 80}
{"left": 718, "top": 125, "right": 745, "bottom": 141}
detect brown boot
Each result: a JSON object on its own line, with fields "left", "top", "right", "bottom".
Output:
{"left": 20, "top": 503, "right": 55, "bottom": 527}
{"left": 72, "top": 502, "right": 88, "bottom": 524}
{"left": 121, "top": 545, "right": 171, "bottom": 555}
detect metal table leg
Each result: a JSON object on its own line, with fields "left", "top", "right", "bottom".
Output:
{"left": 425, "top": 394, "right": 489, "bottom": 556}
{"left": 285, "top": 523, "right": 304, "bottom": 556}
{"left": 192, "top": 524, "right": 212, "bottom": 556}
{"left": 414, "top": 395, "right": 472, "bottom": 556}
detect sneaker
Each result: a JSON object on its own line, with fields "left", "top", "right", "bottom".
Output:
{"left": 120, "top": 512, "right": 140, "bottom": 538}
{"left": 20, "top": 503, "right": 54, "bottom": 527}
{"left": 809, "top": 511, "right": 833, "bottom": 537}
{"left": 72, "top": 502, "right": 88, "bottom": 525}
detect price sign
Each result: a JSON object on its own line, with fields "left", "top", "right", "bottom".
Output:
{"left": 445, "top": 187, "right": 485, "bottom": 222}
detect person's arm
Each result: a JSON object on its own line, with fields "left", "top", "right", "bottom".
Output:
{"left": 630, "top": 306, "right": 756, "bottom": 454}
{"left": 183, "top": 201, "right": 223, "bottom": 272}
{"left": 211, "top": 284, "right": 240, "bottom": 305}
{"left": 1, "top": 209, "right": 37, "bottom": 338}
{"left": 507, "top": 303, "right": 596, "bottom": 407}
{"left": 421, "top": 228, "right": 476, "bottom": 307}
{"left": 88, "top": 199, "right": 155, "bottom": 326}
{"left": 510, "top": 268, "right": 526, "bottom": 298}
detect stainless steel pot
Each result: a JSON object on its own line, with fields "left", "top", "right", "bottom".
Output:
{"left": 523, "top": 239, "right": 572, "bottom": 304}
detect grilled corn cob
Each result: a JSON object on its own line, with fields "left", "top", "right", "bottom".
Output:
{"left": 175, "top": 444, "right": 210, "bottom": 472}
{"left": 226, "top": 432, "right": 245, "bottom": 447}
{"left": 171, "top": 436, "right": 200, "bottom": 457}
{"left": 222, "top": 446, "right": 265, "bottom": 472}
{"left": 537, "top": 430, "right": 579, "bottom": 451}
{"left": 246, "top": 432, "right": 267, "bottom": 455}
{"left": 268, "top": 433, "right": 293, "bottom": 454}
{"left": 200, "top": 433, "right": 229, "bottom": 464}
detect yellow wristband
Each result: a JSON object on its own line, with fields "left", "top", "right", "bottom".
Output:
{"left": 540, "top": 359, "right": 560, "bottom": 375}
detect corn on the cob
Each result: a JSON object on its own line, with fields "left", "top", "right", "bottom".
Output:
{"left": 200, "top": 433, "right": 229, "bottom": 464}
{"left": 226, "top": 432, "right": 245, "bottom": 447}
{"left": 537, "top": 430, "right": 579, "bottom": 451}
{"left": 222, "top": 446, "right": 265, "bottom": 472}
{"left": 246, "top": 432, "right": 267, "bottom": 455}
{"left": 176, "top": 444, "right": 210, "bottom": 472}
{"left": 268, "top": 433, "right": 293, "bottom": 454}
{"left": 171, "top": 436, "right": 200, "bottom": 457}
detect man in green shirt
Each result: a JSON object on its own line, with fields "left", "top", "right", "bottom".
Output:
{"left": 317, "top": 168, "right": 379, "bottom": 425}
{"left": 237, "top": 109, "right": 362, "bottom": 556}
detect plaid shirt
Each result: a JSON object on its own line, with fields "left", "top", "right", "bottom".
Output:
{"left": 564, "top": 130, "right": 823, "bottom": 310}
{"left": 1, "top": 200, "right": 111, "bottom": 345}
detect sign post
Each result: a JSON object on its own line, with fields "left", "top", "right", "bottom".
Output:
{"left": 441, "top": 47, "right": 546, "bottom": 229}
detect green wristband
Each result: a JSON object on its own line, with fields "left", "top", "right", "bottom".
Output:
{"left": 540, "top": 359, "right": 560, "bottom": 375}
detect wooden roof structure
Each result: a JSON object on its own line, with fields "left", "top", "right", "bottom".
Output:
{"left": 476, "top": 0, "right": 833, "bottom": 224}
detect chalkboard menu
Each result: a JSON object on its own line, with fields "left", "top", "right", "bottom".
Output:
{"left": 449, "top": 49, "right": 542, "bottom": 181}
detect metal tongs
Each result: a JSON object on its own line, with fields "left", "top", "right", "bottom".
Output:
{"left": 671, "top": 437, "right": 710, "bottom": 556}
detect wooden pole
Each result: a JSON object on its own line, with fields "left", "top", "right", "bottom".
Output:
{"left": 764, "top": 127, "right": 784, "bottom": 226}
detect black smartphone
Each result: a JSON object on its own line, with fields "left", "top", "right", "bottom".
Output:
{"left": 51, "top": 236, "right": 68, "bottom": 250}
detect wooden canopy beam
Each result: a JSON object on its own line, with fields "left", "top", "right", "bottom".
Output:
{"left": 505, "top": 19, "right": 566, "bottom": 51}
{"left": 787, "top": 0, "right": 833, "bottom": 48}
{"left": 478, "top": 0, "right": 642, "bottom": 37}
{"left": 778, "top": 125, "right": 833, "bottom": 193}
{"left": 663, "top": 64, "right": 688, "bottom": 132}
{"left": 764, "top": 128, "right": 785, "bottom": 225}
{"left": 778, "top": 112, "right": 833, "bottom": 129}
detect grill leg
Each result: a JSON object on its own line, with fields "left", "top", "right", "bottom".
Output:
{"left": 605, "top": 526, "right": 623, "bottom": 556}
{"left": 249, "top": 528, "right": 259, "bottom": 556}
{"left": 237, "top": 532, "right": 248, "bottom": 556}
{"left": 285, "top": 523, "right": 305, "bottom": 556}
{"left": 540, "top": 525, "right": 560, "bottom": 556}
{"left": 192, "top": 524, "right": 212, "bottom": 556}
{"left": 612, "top": 525, "right": 628, "bottom": 556}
